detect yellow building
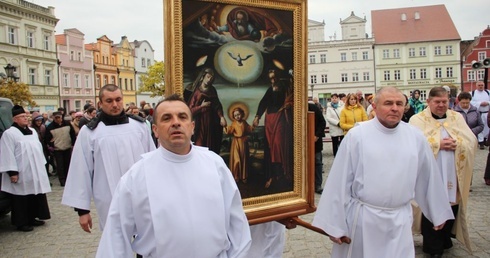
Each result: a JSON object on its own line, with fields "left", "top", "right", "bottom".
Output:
{"left": 114, "top": 36, "right": 136, "bottom": 106}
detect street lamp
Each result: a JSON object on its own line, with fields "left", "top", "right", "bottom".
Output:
{"left": 310, "top": 84, "right": 315, "bottom": 98}
{"left": 4, "top": 63, "right": 19, "bottom": 82}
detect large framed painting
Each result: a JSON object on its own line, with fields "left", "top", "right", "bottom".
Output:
{"left": 164, "top": 0, "right": 312, "bottom": 224}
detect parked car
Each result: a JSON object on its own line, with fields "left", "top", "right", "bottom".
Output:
{"left": 0, "top": 97, "right": 13, "bottom": 216}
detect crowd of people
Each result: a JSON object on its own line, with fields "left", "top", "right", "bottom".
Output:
{"left": 1, "top": 81, "right": 489, "bottom": 257}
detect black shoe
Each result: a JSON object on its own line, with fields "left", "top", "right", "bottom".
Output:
{"left": 430, "top": 254, "right": 443, "bottom": 258}
{"left": 30, "top": 220, "right": 45, "bottom": 227}
{"left": 315, "top": 188, "right": 323, "bottom": 194}
{"left": 480, "top": 144, "right": 485, "bottom": 150}
{"left": 17, "top": 225, "right": 34, "bottom": 232}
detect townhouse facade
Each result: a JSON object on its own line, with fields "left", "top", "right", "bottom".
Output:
{"left": 371, "top": 5, "right": 461, "bottom": 101}
{"left": 461, "top": 26, "right": 490, "bottom": 92}
{"left": 0, "top": 0, "right": 59, "bottom": 112}
{"left": 131, "top": 39, "right": 159, "bottom": 107}
{"left": 308, "top": 12, "right": 375, "bottom": 107}
{"left": 56, "top": 28, "right": 95, "bottom": 112}
{"left": 86, "top": 35, "right": 118, "bottom": 101}
{"left": 114, "top": 36, "right": 136, "bottom": 106}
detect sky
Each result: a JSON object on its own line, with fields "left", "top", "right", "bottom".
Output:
{"left": 33, "top": 0, "right": 489, "bottom": 61}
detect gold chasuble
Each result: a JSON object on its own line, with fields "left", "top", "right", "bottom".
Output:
{"left": 410, "top": 108, "right": 477, "bottom": 253}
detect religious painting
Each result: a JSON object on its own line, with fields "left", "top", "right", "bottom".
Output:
{"left": 164, "top": 0, "right": 312, "bottom": 224}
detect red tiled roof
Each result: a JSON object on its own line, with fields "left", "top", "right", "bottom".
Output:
{"left": 372, "top": 4, "right": 460, "bottom": 44}
{"left": 55, "top": 34, "right": 66, "bottom": 45}
{"left": 84, "top": 43, "right": 94, "bottom": 51}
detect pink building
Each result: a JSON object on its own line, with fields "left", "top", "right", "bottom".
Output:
{"left": 56, "top": 28, "right": 95, "bottom": 112}
{"left": 461, "top": 26, "right": 490, "bottom": 92}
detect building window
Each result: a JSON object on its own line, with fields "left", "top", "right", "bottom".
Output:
{"left": 96, "top": 75, "right": 101, "bottom": 89}
{"left": 27, "top": 31, "right": 34, "bottom": 48}
{"left": 409, "top": 48, "right": 415, "bottom": 57}
{"left": 419, "top": 47, "right": 426, "bottom": 56}
{"left": 446, "top": 67, "right": 453, "bottom": 77}
{"left": 130, "top": 79, "right": 133, "bottom": 90}
{"left": 320, "top": 54, "right": 326, "bottom": 63}
{"left": 75, "top": 74, "right": 80, "bottom": 88}
{"left": 85, "top": 75, "right": 91, "bottom": 88}
{"left": 394, "top": 70, "right": 401, "bottom": 80}
{"left": 410, "top": 69, "right": 416, "bottom": 80}
{"left": 419, "top": 90, "right": 427, "bottom": 101}
{"left": 8, "top": 27, "right": 16, "bottom": 44}
{"left": 352, "top": 72, "right": 359, "bottom": 82}
{"left": 383, "top": 70, "right": 390, "bottom": 81}
{"left": 383, "top": 49, "right": 389, "bottom": 58}
{"left": 141, "top": 57, "right": 146, "bottom": 67}
{"left": 43, "top": 35, "right": 49, "bottom": 50}
{"left": 44, "top": 70, "right": 51, "bottom": 85}
{"left": 352, "top": 52, "right": 358, "bottom": 61}
{"left": 321, "top": 74, "right": 327, "bottom": 83}
{"left": 362, "top": 51, "right": 368, "bottom": 60}
{"left": 420, "top": 68, "right": 427, "bottom": 79}
{"left": 478, "top": 70, "right": 485, "bottom": 80}
{"left": 78, "top": 52, "right": 82, "bottom": 61}
{"left": 434, "top": 46, "right": 441, "bottom": 56}
{"left": 103, "top": 75, "right": 108, "bottom": 85}
{"left": 63, "top": 73, "right": 69, "bottom": 87}
{"left": 435, "top": 67, "right": 442, "bottom": 78}
{"left": 147, "top": 59, "right": 151, "bottom": 67}
{"left": 309, "top": 55, "right": 316, "bottom": 64}
{"left": 124, "top": 78, "right": 128, "bottom": 90}
{"left": 340, "top": 53, "right": 347, "bottom": 61}
{"left": 70, "top": 51, "right": 74, "bottom": 60}
{"left": 111, "top": 76, "right": 116, "bottom": 84}
{"left": 29, "top": 68, "right": 36, "bottom": 84}
{"left": 479, "top": 52, "right": 486, "bottom": 61}
{"left": 341, "top": 73, "right": 348, "bottom": 82}
{"left": 393, "top": 49, "right": 400, "bottom": 58}
{"left": 75, "top": 100, "right": 82, "bottom": 112}
{"left": 310, "top": 75, "right": 317, "bottom": 84}
{"left": 468, "top": 70, "right": 475, "bottom": 81}
{"left": 446, "top": 45, "right": 453, "bottom": 55}
{"left": 363, "top": 72, "right": 370, "bottom": 81}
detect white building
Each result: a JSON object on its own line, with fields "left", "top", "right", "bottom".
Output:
{"left": 131, "top": 40, "right": 159, "bottom": 108}
{"left": 0, "top": 0, "right": 59, "bottom": 112}
{"left": 308, "top": 11, "right": 375, "bottom": 106}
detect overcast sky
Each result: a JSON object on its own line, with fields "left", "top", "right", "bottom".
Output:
{"left": 33, "top": 0, "right": 489, "bottom": 61}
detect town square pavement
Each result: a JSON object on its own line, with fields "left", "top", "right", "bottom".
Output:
{"left": 0, "top": 143, "right": 489, "bottom": 257}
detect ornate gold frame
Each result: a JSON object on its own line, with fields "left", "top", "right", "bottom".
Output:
{"left": 164, "top": 0, "right": 313, "bottom": 224}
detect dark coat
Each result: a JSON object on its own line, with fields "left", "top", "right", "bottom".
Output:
{"left": 308, "top": 103, "right": 326, "bottom": 152}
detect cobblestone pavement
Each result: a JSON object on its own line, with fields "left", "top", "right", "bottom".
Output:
{"left": 0, "top": 144, "right": 489, "bottom": 257}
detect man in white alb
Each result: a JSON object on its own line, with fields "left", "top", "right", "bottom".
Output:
{"left": 96, "top": 94, "right": 251, "bottom": 257}
{"left": 470, "top": 80, "right": 490, "bottom": 149}
{"left": 312, "top": 86, "right": 453, "bottom": 258}
{"left": 62, "top": 84, "right": 155, "bottom": 232}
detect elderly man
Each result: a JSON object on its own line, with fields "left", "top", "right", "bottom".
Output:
{"left": 313, "top": 87, "right": 453, "bottom": 258}
{"left": 96, "top": 94, "right": 251, "bottom": 257}
{"left": 0, "top": 105, "right": 51, "bottom": 232}
{"left": 62, "top": 84, "right": 155, "bottom": 233}
{"left": 356, "top": 90, "right": 369, "bottom": 110}
{"left": 470, "top": 81, "right": 490, "bottom": 149}
{"left": 410, "top": 86, "right": 477, "bottom": 257}
{"left": 45, "top": 111, "right": 76, "bottom": 186}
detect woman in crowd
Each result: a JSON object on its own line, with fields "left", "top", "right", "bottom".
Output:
{"left": 339, "top": 93, "right": 368, "bottom": 135}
